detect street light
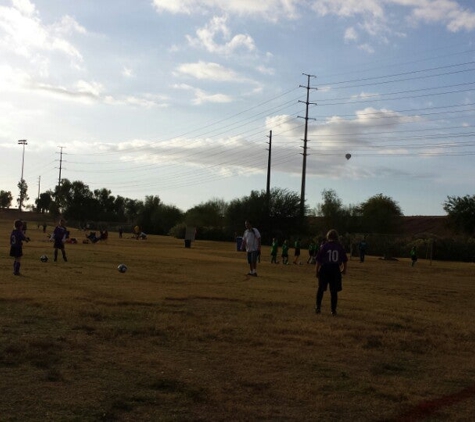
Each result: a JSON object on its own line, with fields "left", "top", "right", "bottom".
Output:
{"left": 18, "top": 139, "right": 27, "bottom": 210}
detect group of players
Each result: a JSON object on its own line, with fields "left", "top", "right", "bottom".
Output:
{"left": 11, "top": 217, "right": 347, "bottom": 315}
{"left": 241, "top": 220, "right": 348, "bottom": 316}
{"left": 9, "top": 218, "right": 68, "bottom": 276}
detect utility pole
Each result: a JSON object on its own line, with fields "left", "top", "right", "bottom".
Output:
{"left": 298, "top": 74, "right": 317, "bottom": 217}
{"left": 57, "top": 146, "right": 65, "bottom": 188}
{"left": 266, "top": 130, "right": 272, "bottom": 199}
{"left": 18, "top": 139, "right": 27, "bottom": 211}
{"left": 265, "top": 130, "right": 273, "bottom": 217}
{"left": 37, "top": 175, "right": 41, "bottom": 201}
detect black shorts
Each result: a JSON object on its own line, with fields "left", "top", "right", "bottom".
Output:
{"left": 54, "top": 240, "right": 64, "bottom": 249}
{"left": 10, "top": 246, "right": 23, "bottom": 258}
{"left": 318, "top": 268, "right": 342, "bottom": 292}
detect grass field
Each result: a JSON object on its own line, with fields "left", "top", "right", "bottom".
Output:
{"left": 1, "top": 215, "right": 474, "bottom": 421}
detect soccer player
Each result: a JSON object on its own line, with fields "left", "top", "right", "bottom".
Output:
{"left": 307, "top": 240, "right": 316, "bottom": 264}
{"left": 293, "top": 238, "right": 301, "bottom": 264}
{"left": 281, "top": 240, "right": 289, "bottom": 265}
{"left": 52, "top": 219, "right": 68, "bottom": 262}
{"left": 241, "top": 220, "right": 261, "bottom": 277}
{"left": 270, "top": 238, "right": 279, "bottom": 264}
{"left": 410, "top": 246, "right": 418, "bottom": 267}
{"left": 315, "top": 229, "right": 348, "bottom": 316}
{"left": 358, "top": 237, "right": 368, "bottom": 263}
{"left": 10, "top": 220, "right": 29, "bottom": 275}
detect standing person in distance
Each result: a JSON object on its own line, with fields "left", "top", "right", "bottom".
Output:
{"left": 315, "top": 229, "right": 348, "bottom": 316}
{"left": 293, "top": 238, "right": 301, "bottom": 264}
{"left": 410, "top": 246, "right": 418, "bottom": 267}
{"left": 52, "top": 218, "right": 68, "bottom": 262}
{"left": 241, "top": 220, "right": 261, "bottom": 277}
{"left": 358, "top": 237, "right": 368, "bottom": 263}
{"left": 307, "top": 240, "right": 316, "bottom": 264}
{"left": 270, "top": 237, "right": 279, "bottom": 264}
{"left": 10, "top": 219, "right": 29, "bottom": 276}
{"left": 281, "top": 240, "right": 289, "bottom": 265}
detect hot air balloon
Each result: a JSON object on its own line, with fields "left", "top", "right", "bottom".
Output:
{"left": 345, "top": 153, "right": 351, "bottom": 160}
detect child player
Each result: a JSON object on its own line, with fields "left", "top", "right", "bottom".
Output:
{"left": 281, "top": 240, "right": 289, "bottom": 265}
{"left": 315, "top": 229, "right": 348, "bottom": 316}
{"left": 52, "top": 219, "right": 68, "bottom": 262}
{"left": 10, "top": 219, "right": 29, "bottom": 275}
{"left": 270, "top": 238, "right": 279, "bottom": 264}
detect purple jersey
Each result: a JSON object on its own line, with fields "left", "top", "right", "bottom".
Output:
{"left": 53, "top": 225, "right": 67, "bottom": 248}
{"left": 10, "top": 229, "right": 26, "bottom": 247}
{"left": 10, "top": 229, "right": 27, "bottom": 258}
{"left": 316, "top": 240, "right": 348, "bottom": 272}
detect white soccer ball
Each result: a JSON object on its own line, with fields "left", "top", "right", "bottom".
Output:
{"left": 40, "top": 255, "right": 48, "bottom": 263}
{"left": 117, "top": 264, "right": 128, "bottom": 273}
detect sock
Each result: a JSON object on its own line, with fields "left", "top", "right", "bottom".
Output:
{"left": 316, "top": 289, "right": 324, "bottom": 309}
{"left": 331, "top": 292, "right": 338, "bottom": 313}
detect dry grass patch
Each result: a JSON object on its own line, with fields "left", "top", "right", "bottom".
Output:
{"left": 0, "top": 216, "right": 474, "bottom": 421}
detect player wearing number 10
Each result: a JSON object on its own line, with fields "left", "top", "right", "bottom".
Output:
{"left": 315, "top": 229, "right": 348, "bottom": 316}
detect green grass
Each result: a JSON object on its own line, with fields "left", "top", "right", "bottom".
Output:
{"left": 1, "top": 215, "right": 474, "bottom": 421}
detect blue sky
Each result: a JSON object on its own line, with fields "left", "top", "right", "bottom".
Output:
{"left": 1, "top": 0, "right": 474, "bottom": 216}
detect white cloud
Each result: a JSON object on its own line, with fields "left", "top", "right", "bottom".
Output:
{"left": 151, "top": 0, "right": 300, "bottom": 20}
{"left": 358, "top": 43, "right": 375, "bottom": 54}
{"left": 400, "top": 0, "right": 475, "bottom": 32}
{"left": 51, "top": 15, "right": 87, "bottom": 35}
{"left": 311, "top": 0, "right": 385, "bottom": 20}
{"left": 122, "top": 67, "right": 134, "bottom": 78}
{"left": 351, "top": 92, "right": 380, "bottom": 100}
{"left": 152, "top": 0, "right": 475, "bottom": 55}
{"left": 192, "top": 88, "right": 233, "bottom": 105}
{"left": 174, "top": 61, "right": 247, "bottom": 82}
{"left": 173, "top": 83, "right": 233, "bottom": 105}
{"left": 0, "top": 65, "right": 32, "bottom": 91}
{"left": 0, "top": 1, "right": 84, "bottom": 60}
{"left": 75, "top": 80, "right": 104, "bottom": 97}
{"left": 265, "top": 114, "right": 301, "bottom": 136}
{"left": 186, "top": 15, "right": 256, "bottom": 55}
{"left": 344, "top": 26, "right": 358, "bottom": 41}
{"left": 304, "top": 107, "right": 423, "bottom": 160}
{"left": 256, "top": 65, "right": 275, "bottom": 75}
{"left": 104, "top": 95, "right": 168, "bottom": 108}
{"left": 151, "top": 0, "right": 475, "bottom": 35}
{"left": 172, "top": 83, "right": 194, "bottom": 91}
{"left": 12, "top": 0, "right": 36, "bottom": 16}
{"left": 311, "top": 0, "right": 475, "bottom": 46}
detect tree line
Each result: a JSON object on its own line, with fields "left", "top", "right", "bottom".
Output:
{"left": 1, "top": 181, "right": 474, "bottom": 260}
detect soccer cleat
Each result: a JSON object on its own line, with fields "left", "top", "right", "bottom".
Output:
{"left": 315, "top": 307, "right": 321, "bottom": 314}
{"left": 331, "top": 311, "right": 337, "bottom": 316}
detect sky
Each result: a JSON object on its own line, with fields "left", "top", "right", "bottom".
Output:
{"left": 1, "top": 0, "right": 475, "bottom": 216}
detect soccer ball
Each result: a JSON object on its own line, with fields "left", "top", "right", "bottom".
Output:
{"left": 117, "top": 264, "right": 127, "bottom": 273}
{"left": 40, "top": 255, "right": 48, "bottom": 263}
